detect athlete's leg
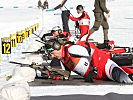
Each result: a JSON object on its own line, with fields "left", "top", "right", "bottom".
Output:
{"left": 105, "top": 59, "right": 133, "bottom": 83}
{"left": 61, "top": 10, "right": 70, "bottom": 33}
{"left": 80, "top": 34, "right": 88, "bottom": 41}
{"left": 79, "top": 26, "right": 89, "bottom": 40}
{"left": 111, "top": 56, "right": 133, "bottom": 66}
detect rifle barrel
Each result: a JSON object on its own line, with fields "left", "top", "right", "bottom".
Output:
{"left": 10, "top": 61, "right": 23, "bottom": 65}
{"left": 9, "top": 61, "right": 30, "bottom": 66}
{"left": 32, "top": 32, "right": 42, "bottom": 39}
{"left": 22, "top": 52, "right": 36, "bottom": 54}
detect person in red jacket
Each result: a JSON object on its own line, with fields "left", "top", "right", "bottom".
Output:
{"left": 69, "top": 5, "right": 90, "bottom": 41}
{"left": 45, "top": 39, "right": 133, "bottom": 83}
{"left": 41, "top": 26, "right": 78, "bottom": 72}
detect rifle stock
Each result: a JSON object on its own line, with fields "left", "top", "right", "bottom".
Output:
{"left": 47, "top": 67, "right": 70, "bottom": 77}
{"left": 10, "top": 61, "right": 70, "bottom": 78}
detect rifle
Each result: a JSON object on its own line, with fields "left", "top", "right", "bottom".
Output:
{"left": 22, "top": 45, "right": 52, "bottom": 60}
{"left": 10, "top": 61, "right": 70, "bottom": 80}
{"left": 22, "top": 50, "right": 45, "bottom": 54}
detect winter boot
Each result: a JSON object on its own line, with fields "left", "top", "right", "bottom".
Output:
{"left": 104, "top": 40, "right": 111, "bottom": 49}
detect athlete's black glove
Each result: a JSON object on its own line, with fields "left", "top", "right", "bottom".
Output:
{"left": 75, "top": 21, "right": 79, "bottom": 28}
{"left": 85, "top": 66, "right": 98, "bottom": 83}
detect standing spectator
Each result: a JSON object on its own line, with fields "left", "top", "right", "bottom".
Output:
{"left": 90, "top": 0, "right": 110, "bottom": 49}
{"left": 53, "top": 0, "right": 70, "bottom": 33}
{"left": 38, "top": 0, "right": 42, "bottom": 9}
{"left": 43, "top": 0, "right": 49, "bottom": 9}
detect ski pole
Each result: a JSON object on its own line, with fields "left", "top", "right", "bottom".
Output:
{"left": 64, "top": 6, "right": 74, "bottom": 17}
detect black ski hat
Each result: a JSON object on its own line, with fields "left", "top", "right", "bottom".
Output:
{"left": 45, "top": 38, "right": 64, "bottom": 53}
{"left": 76, "top": 5, "right": 84, "bottom": 10}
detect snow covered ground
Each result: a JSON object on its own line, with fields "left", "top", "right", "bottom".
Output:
{"left": 0, "top": 0, "right": 133, "bottom": 98}
{"left": 30, "top": 85, "right": 133, "bottom": 96}
{"left": 0, "top": 0, "right": 133, "bottom": 45}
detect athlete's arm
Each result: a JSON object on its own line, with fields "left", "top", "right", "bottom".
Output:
{"left": 69, "top": 12, "right": 85, "bottom": 21}
{"left": 54, "top": 0, "right": 67, "bottom": 10}
{"left": 100, "top": 0, "right": 109, "bottom": 14}
{"left": 91, "top": 49, "right": 99, "bottom": 67}
{"left": 68, "top": 45, "right": 90, "bottom": 58}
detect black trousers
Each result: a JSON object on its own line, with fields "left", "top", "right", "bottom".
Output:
{"left": 111, "top": 56, "right": 133, "bottom": 66}
{"left": 61, "top": 10, "right": 70, "bottom": 33}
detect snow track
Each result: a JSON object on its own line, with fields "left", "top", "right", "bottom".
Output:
{"left": 0, "top": 0, "right": 133, "bottom": 98}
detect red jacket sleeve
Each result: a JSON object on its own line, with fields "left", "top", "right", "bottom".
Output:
{"left": 91, "top": 49, "right": 99, "bottom": 67}
{"left": 89, "top": 43, "right": 99, "bottom": 67}
{"left": 61, "top": 32, "right": 67, "bottom": 36}
{"left": 69, "top": 16, "right": 81, "bottom": 22}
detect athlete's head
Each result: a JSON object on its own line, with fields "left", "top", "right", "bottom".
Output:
{"left": 45, "top": 39, "right": 64, "bottom": 59}
{"left": 51, "top": 26, "right": 62, "bottom": 38}
{"left": 76, "top": 5, "right": 84, "bottom": 14}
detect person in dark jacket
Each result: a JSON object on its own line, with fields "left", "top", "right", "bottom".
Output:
{"left": 43, "top": 0, "right": 49, "bottom": 9}
{"left": 38, "top": 0, "right": 42, "bottom": 9}
{"left": 90, "top": 0, "right": 110, "bottom": 49}
{"left": 53, "top": 0, "right": 70, "bottom": 33}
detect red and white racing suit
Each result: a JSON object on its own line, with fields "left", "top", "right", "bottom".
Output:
{"left": 60, "top": 32, "right": 78, "bottom": 42}
{"left": 61, "top": 41, "right": 133, "bottom": 83}
{"left": 69, "top": 11, "right": 90, "bottom": 41}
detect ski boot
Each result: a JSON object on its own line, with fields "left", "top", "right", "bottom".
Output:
{"left": 128, "top": 74, "right": 133, "bottom": 81}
